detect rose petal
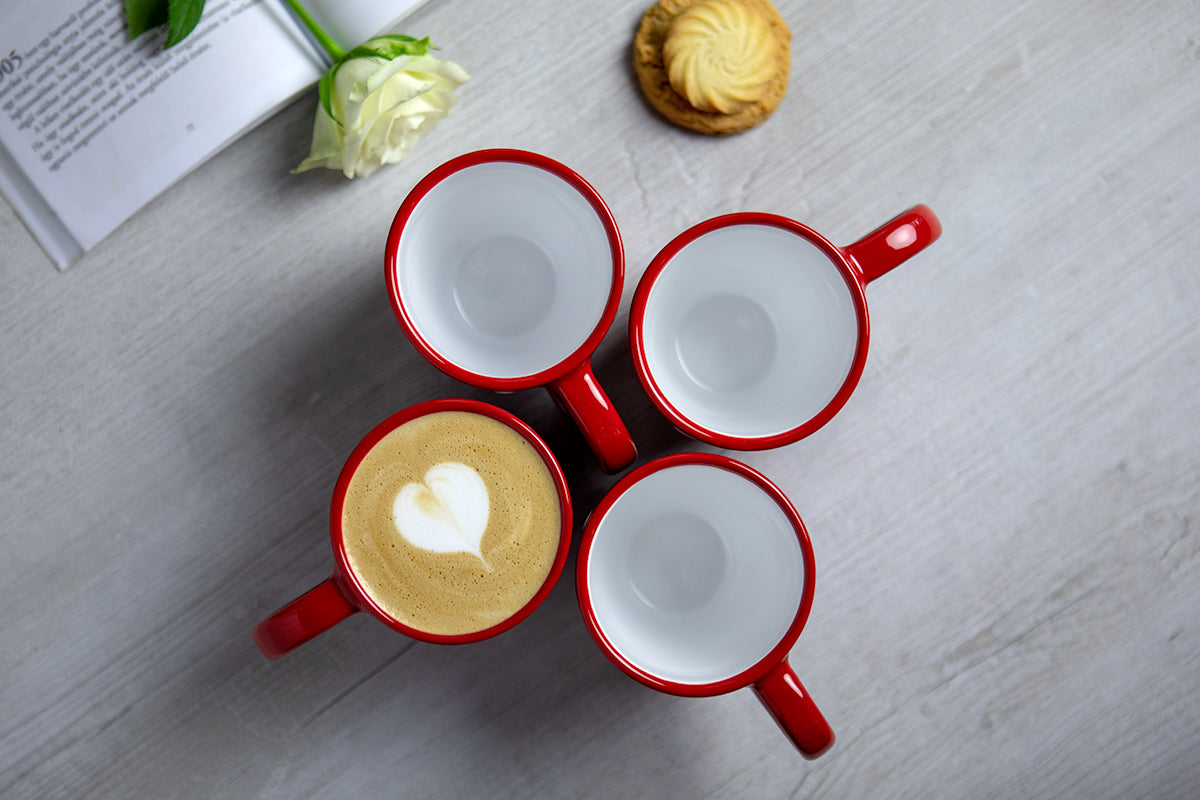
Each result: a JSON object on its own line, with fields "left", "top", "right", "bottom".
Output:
{"left": 295, "top": 49, "right": 469, "bottom": 179}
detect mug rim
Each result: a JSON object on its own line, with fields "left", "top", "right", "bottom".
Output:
{"left": 329, "top": 397, "right": 574, "bottom": 645}
{"left": 385, "top": 148, "right": 625, "bottom": 390}
{"left": 629, "top": 212, "right": 871, "bottom": 450}
{"left": 575, "top": 451, "right": 817, "bottom": 697}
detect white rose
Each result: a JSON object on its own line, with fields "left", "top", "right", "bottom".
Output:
{"left": 294, "top": 36, "right": 469, "bottom": 179}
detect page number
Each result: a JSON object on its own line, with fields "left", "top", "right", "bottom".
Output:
{"left": 0, "top": 50, "right": 22, "bottom": 84}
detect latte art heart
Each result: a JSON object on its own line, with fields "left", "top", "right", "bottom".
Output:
{"left": 392, "top": 462, "right": 491, "bottom": 566}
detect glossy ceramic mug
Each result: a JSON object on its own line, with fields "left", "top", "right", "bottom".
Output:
{"left": 253, "top": 398, "right": 573, "bottom": 658}
{"left": 576, "top": 452, "right": 834, "bottom": 758}
{"left": 630, "top": 205, "right": 941, "bottom": 449}
{"left": 386, "top": 149, "right": 637, "bottom": 473}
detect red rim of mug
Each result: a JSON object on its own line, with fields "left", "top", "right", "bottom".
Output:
{"left": 629, "top": 213, "right": 871, "bottom": 450}
{"left": 330, "top": 398, "right": 574, "bottom": 645}
{"left": 575, "top": 451, "right": 817, "bottom": 697}
{"left": 385, "top": 148, "right": 625, "bottom": 390}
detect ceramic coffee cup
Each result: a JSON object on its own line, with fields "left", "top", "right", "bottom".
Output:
{"left": 253, "top": 398, "right": 573, "bottom": 659}
{"left": 385, "top": 149, "right": 637, "bottom": 473}
{"left": 576, "top": 452, "right": 834, "bottom": 758}
{"left": 630, "top": 205, "right": 941, "bottom": 449}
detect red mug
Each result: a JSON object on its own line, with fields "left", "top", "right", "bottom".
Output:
{"left": 253, "top": 398, "right": 573, "bottom": 658}
{"left": 630, "top": 205, "right": 941, "bottom": 449}
{"left": 576, "top": 452, "right": 834, "bottom": 758}
{"left": 385, "top": 149, "right": 637, "bottom": 473}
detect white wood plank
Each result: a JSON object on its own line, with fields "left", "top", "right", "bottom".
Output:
{"left": 2, "top": 0, "right": 1198, "bottom": 797}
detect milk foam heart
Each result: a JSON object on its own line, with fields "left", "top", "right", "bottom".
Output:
{"left": 392, "top": 462, "right": 490, "bottom": 565}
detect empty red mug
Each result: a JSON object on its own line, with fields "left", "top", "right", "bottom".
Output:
{"left": 385, "top": 149, "right": 637, "bottom": 473}
{"left": 630, "top": 205, "right": 941, "bottom": 449}
{"left": 576, "top": 452, "right": 834, "bottom": 758}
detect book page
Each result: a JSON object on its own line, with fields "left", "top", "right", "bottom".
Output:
{"left": 0, "top": 0, "right": 325, "bottom": 269}
{"left": 305, "top": 0, "right": 432, "bottom": 52}
{"left": 0, "top": 0, "right": 433, "bottom": 269}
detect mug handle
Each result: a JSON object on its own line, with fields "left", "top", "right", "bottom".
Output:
{"left": 843, "top": 204, "right": 942, "bottom": 284}
{"left": 548, "top": 359, "right": 638, "bottom": 474}
{"left": 253, "top": 577, "right": 359, "bottom": 660}
{"left": 752, "top": 658, "right": 836, "bottom": 759}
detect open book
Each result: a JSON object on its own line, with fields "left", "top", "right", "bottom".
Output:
{"left": 0, "top": 0, "right": 429, "bottom": 269}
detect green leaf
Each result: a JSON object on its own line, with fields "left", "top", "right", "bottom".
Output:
{"left": 125, "top": 0, "right": 169, "bottom": 40}
{"left": 165, "top": 0, "right": 206, "bottom": 48}
{"left": 345, "top": 35, "right": 434, "bottom": 62}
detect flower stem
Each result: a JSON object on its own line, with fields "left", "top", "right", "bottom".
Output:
{"left": 282, "top": 0, "right": 345, "bottom": 62}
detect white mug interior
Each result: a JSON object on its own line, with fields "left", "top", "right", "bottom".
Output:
{"left": 395, "top": 161, "right": 614, "bottom": 379}
{"left": 585, "top": 463, "right": 806, "bottom": 686}
{"left": 641, "top": 224, "right": 859, "bottom": 439}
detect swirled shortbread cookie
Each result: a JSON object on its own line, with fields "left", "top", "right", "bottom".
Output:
{"left": 633, "top": 0, "right": 791, "bottom": 135}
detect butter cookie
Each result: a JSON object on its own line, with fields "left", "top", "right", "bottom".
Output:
{"left": 633, "top": 0, "right": 791, "bottom": 134}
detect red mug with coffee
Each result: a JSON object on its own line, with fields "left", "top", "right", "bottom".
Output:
{"left": 254, "top": 398, "right": 573, "bottom": 658}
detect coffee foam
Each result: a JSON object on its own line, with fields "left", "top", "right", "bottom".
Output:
{"left": 341, "top": 411, "right": 561, "bottom": 636}
{"left": 393, "top": 462, "right": 491, "bottom": 562}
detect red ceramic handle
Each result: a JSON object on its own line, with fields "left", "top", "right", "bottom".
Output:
{"left": 751, "top": 659, "right": 835, "bottom": 759}
{"left": 548, "top": 359, "right": 637, "bottom": 474}
{"left": 843, "top": 204, "right": 942, "bottom": 284}
{"left": 253, "top": 577, "right": 359, "bottom": 660}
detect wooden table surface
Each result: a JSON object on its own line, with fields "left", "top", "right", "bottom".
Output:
{"left": 3, "top": 0, "right": 1197, "bottom": 797}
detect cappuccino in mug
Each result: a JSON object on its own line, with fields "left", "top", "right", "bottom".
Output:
{"left": 340, "top": 410, "right": 562, "bottom": 636}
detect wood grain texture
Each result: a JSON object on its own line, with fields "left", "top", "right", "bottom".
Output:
{"left": 2, "top": 0, "right": 1197, "bottom": 797}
